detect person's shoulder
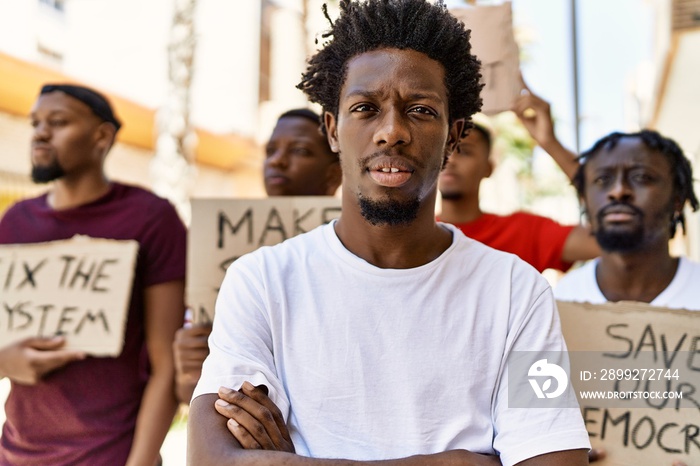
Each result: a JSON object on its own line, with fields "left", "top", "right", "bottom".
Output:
{"left": 680, "top": 256, "right": 700, "bottom": 273}
{"left": 2, "top": 192, "right": 47, "bottom": 214}
{"left": 114, "top": 182, "right": 170, "bottom": 205}
{"left": 554, "top": 260, "right": 596, "bottom": 301}
{"left": 447, "top": 222, "right": 544, "bottom": 276}
{"left": 240, "top": 222, "right": 328, "bottom": 264}
{"left": 0, "top": 193, "right": 46, "bottom": 227}
{"left": 112, "top": 182, "right": 180, "bottom": 216}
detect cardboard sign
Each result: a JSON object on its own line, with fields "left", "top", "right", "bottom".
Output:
{"left": 558, "top": 300, "right": 700, "bottom": 465}
{"left": 187, "top": 197, "right": 342, "bottom": 324}
{"left": 450, "top": 2, "right": 521, "bottom": 115}
{"left": 0, "top": 236, "right": 139, "bottom": 356}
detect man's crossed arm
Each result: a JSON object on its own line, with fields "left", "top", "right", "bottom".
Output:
{"left": 187, "top": 382, "right": 587, "bottom": 466}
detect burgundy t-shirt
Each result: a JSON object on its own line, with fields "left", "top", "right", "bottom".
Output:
{"left": 0, "top": 183, "right": 186, "bottom": 466}
{"left": 449, "top": 212, "right": 575, "bottom": 273}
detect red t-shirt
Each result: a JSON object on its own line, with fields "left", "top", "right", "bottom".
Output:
{"left": 448, "top": 212, "right": 575, "bottom": 273}
{"left": 0, "top": 183, "right": 186, "bottom": 466}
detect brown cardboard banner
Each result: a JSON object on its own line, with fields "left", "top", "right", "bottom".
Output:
{"left": 187, "top": 197, "right": 342, "bottom": 324}
{"left": 0, "top": 235, "right": 138, "bottom": 356}
{"left": 558, "top": 300, "right": 700, "bottom": 465}
{"left": 450, "top": 2, "right": 521, "bottom": 115}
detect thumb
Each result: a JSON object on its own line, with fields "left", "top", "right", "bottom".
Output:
{"left": 518, "top": 70, "right": 530, "bottom": 95}
{"left": 23, "top": 335, "right": 68, "bottom": 351}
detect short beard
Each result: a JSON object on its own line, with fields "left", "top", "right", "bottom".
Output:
{"left": 440, "top": 190, "right": 463, "bottom": 201}
{"left": 595, "top": 228, "right": 644, "bottom": 253}
{"left": 31, "top": 160, "right": 65, "bottom": 183}
{"left": 359, "top": 195, "right": 420, "bottom": 226}
{"left": 594, "top": 205, "right": 645, "bottom": 252}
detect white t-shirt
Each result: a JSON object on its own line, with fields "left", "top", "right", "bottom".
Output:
{"left": 554, "top": 256, "right": 700, "bottom": 310}
{"left": 195, "top": 221, "right": 590, "bottom": 465}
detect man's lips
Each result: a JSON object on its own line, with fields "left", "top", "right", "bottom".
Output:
{"left": 439, "top": 171, "right": 458, "bottom": 182}
{"left": 32, "top": 143, "right": 52, "bottom": 152}
{"left": 31, "top": 144, "right": 53, "bottom": 162}
{"left": 264, "top": 172, "right": 289, "bottom": 186}
{"left": 597, "top": 204, "right": 643, "bottom": 223}
{"left": 366, "top": 155, "right": 415, "bottom": 188}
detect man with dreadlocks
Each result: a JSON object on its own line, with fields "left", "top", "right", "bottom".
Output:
{"left": 188, "top": 1, "right": 590, "bottom": 465}
{"left": 555, "top": 129, "right": 700, "bottom": 307}
{"left": 554, "top": 130, "right": 697, "bottom": 466}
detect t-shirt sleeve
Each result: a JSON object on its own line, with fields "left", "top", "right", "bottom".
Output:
{"left": 492, "top": 272, "right": 590, "bottom": 465}
{"left": 193, "top": 253, "right": 290, "bottom": 418}
{"left": 526, "top": 214, "right": 576, "bottom": 273}
{"left": 140, "top": 199, "right": 187, "bottom": 287}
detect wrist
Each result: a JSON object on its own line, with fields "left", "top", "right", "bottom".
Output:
{"left": 537, "top": 135, "right": 560, "bottom": 152}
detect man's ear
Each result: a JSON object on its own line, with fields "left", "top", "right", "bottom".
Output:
{"left": 485, "top": 158, "right": 494, "bottom": 179}
{"left": 446, "top": 118, "right": 465, "bottom": 154}
{"left": 93, "top": 122, "right": 117, "bottom": 159}
{"left": 673, "top": 196, "right": 684, "bottom": 214}
{"left": 324, "top": 111, "right": 340, "bottom": 153}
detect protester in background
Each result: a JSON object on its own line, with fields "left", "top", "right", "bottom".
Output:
{"left": 264, "top": 108, "right": 341, "bottom": 197}
{"left": 553, "top": 129, "right": 698, "bottom": 466}
{"left": 0, "top": 84, "right": 186, "bottom": 465}
{"left": 438, "top": 113, "right": 600, "bottom": 272}
{"left": 555, "top": 129, "right": 699, "bottom": 306}
{"left": 173, "top": 108, "right": 341, "bottom": 404}
{"left": 187, "top": 1, "right": 589, "bottom": 464}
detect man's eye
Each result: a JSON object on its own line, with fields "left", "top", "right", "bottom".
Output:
{"left": 49, "top": 119, "right": 67, "bottom": 126}
{"left": 593, "top": 175, "right": 611, "bottom": 186}
{"left": 292, "top": 147, "right": 311, "bottom": 156}
{"left": 409, "top": 106, "right": 436, "bottom": 116}
{"left": 265, "top": 146, "right": 276, "bottom": 157}
{"left": 351, "top": 104, "right": 375, "bottom": 113}
{"left": 631, "top": 173, "right": 654, "bottom": 183}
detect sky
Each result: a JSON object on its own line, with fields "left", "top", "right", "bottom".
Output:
{"left": 446, "top": 0, "right": 654, "bottom": 154}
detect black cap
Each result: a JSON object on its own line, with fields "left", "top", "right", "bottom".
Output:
{"left": 40, "top": 84, "right": 122, "bottom": 132}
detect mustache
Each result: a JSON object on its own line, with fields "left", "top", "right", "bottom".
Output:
{"left": 357, "top": 149, "right": 425, "bottom": 170}
{"left": 596, "top": 202, "right": 644, "bottom": 222}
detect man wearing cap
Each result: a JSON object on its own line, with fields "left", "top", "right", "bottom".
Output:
{"left": 0, "top": 84, "right": 186, "bottom": 466}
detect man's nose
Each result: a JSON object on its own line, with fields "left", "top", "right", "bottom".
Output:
{"left": 266, "top": 148, "right": 289, "bottom": 168}
{"left": 372, "top": 109, "right": 410, "bottom": 147}
{"left": 32, "top": 121, "right": 50, "bottom": 141}
{"left": 607, "top": 174, "right": 633, "bottom": 201}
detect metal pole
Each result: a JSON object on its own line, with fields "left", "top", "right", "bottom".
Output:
{"left": 571, "top": 0, "right": 581, "bottom": 153}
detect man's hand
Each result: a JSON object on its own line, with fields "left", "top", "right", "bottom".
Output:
{"left": 173, "top": 323, "right": 211, "bottom": 403}
{"left": 214, "top": 381, "right": 295, "bottom": 453}
{"left": 510, "top": 76, "right": 580, "bottom": 181}
{"left": 511, "top": 85, "right": 556, "bottom": 149}
{"left": 0, "top": 336, "right": 86, "bottom": 385}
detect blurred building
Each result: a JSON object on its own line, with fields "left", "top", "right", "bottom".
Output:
{"left": 0, "top": 0, "right": 328, "bottom": 218}
{"left": 648, "top": 0, "right": 700, "bottom": 257}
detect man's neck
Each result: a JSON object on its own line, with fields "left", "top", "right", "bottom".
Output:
{"left": 437, "top": 193, "right": 482, "bottom": 224}
{"left": 335, "top": 196, "right": 453, "bottom": 270}
{"left": 48, "top": 173, "right": 111, "bottom": 210}
{"left": 596, "top": 246, "right": 679, "bottom": 303}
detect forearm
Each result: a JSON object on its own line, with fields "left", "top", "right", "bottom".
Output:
{"left": 126, "top": 367, "right": 179, "bottom": 466}
{"left": 188, "top": 394, "right": 499, "bottom": 466}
